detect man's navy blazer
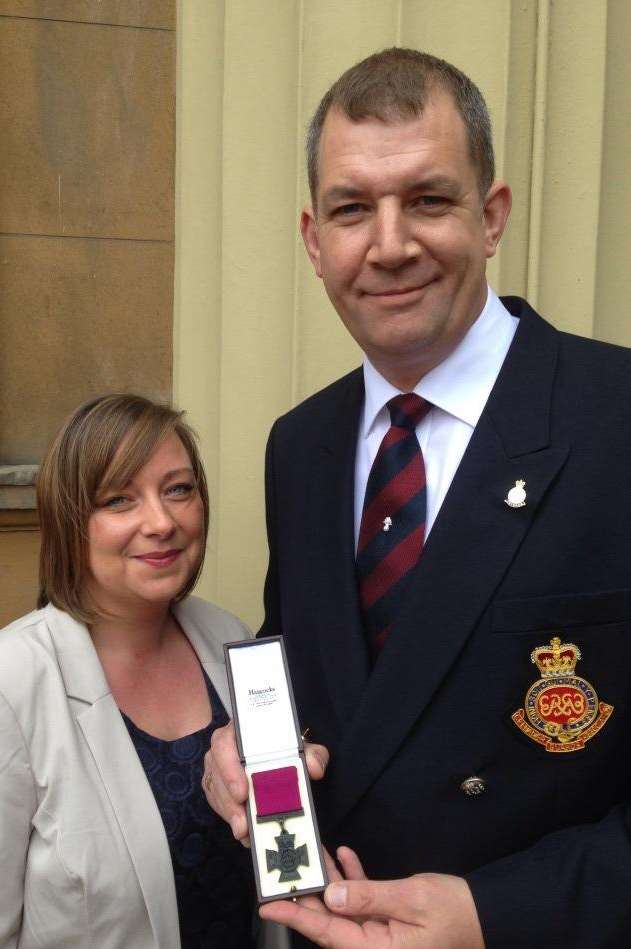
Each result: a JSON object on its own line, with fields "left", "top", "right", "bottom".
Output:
{"left": 260, "top": 297, "right": 631, "bottom": 948}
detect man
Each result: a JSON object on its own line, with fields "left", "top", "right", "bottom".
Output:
{"left": 205, "top": 49, "right": 631, "bottom": 947}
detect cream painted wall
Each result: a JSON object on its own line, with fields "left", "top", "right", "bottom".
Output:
{"left": 175, "top": 0, "right": 631, "bottom": 629}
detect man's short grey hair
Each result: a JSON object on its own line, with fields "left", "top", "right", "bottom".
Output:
{"left": 306, "top": 47, "right": 495, "bottom": 208}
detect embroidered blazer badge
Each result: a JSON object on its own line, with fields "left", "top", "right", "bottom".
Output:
{"left": 512, "top": 636, "right": 613, "bottom": 753}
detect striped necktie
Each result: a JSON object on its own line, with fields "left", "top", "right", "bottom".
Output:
{"left": 356, "top": 393, "right": 431, "bottom": 656}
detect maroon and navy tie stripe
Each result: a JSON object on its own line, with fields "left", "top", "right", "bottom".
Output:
{"left": 357, "top": 393, "right": 431, "bottom": 656}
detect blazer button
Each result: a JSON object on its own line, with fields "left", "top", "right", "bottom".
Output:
{"left": 460, "top": 776, "right": 486, "bottom": 796}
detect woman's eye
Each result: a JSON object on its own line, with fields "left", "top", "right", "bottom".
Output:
{"left": 166, "top": 482, "right": 194, "bottom": 498}
{"left": 102, "top": 495, "right": 131, "bottom": 509}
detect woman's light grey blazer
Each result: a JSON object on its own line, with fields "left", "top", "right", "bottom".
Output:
{"left": 0, "top": 596, "right": 252, "bottom": 949}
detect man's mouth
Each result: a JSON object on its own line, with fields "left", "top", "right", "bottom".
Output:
{"left": 369, "top": 286, "right": 422, "bottom": 296}
{"left": 362, "top": 279, "right": 436, "bottom": 299}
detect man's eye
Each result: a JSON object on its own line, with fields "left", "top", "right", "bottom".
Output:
{"left": 414, "top": 195, "right": 446, "bottom": 209}
{"left": 334, "top": 203, "right": 365, "bottom": 217}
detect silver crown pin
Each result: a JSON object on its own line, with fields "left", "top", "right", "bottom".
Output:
{"left": 504, "top": 480, "right": 527, "bottom": 508}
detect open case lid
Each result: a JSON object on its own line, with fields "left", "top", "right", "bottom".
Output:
{"left": 225, "top": 636, "right": 302, "bottom": 763}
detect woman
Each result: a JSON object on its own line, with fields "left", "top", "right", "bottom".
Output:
{"left": 0, "top": 395, "right": 255, "bottom": 949}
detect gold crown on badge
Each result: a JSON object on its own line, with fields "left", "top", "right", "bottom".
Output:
{"left": 531, "top": 636, "right": 580, "bottom": 678}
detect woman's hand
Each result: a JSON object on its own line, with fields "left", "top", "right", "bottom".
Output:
{"left": 202, "top": 721, "right": 329, "bottom": 844}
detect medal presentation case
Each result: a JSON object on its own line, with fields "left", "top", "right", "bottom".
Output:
{"left": 225, "top": 636, "right": 328, "bottom": 903}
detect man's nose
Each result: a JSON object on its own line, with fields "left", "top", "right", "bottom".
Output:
{"left": 366, "top": 203, "right": 421, "bottom": 268}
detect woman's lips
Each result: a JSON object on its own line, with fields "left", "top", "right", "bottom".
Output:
{"left": 134, "top": 549, "right": 182, "bottom": 568}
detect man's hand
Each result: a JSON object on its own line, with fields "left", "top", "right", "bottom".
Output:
{"left": 260, "top": 851, "right": 484, "bottom": 949}
{"left": 202, "top": 721, "right": 329, "bottom": 844}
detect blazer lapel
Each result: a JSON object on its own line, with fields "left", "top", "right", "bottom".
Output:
{"left": 173, "top": 600, "right": 233, "bottom": 715}
{"left": 326, "top": 301, "right": 570, "bottom": 827}
{"left": 77, "top": 700, "right": 181, "bottom": 949}
{"left": 306, "top": 370, "right": 371, "bottom": 728}
{"left": 47, "top": 606, "right": 180, "bottom": 949}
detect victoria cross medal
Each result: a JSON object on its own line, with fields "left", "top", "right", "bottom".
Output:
{"left": 252, "top": 765, "right": 310, "bottom": 880}
{"left": 266, "top": 826, "right": 309, "bottom": 882}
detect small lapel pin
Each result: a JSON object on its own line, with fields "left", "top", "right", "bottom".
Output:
{"left": 383, "top": 516, "right": 392, "bottom": 532}
{"left": 505, "top": 479, "right": 527, "bottom": 508}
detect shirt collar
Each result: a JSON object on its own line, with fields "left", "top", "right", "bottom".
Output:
{"left": 361, "top": 287, "right": 519, "bottom": 438}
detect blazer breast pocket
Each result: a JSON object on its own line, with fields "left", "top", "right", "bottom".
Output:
{"left": 491, "top": 588, "right": 631, "bottom": 634}
{"left": 491, "top": 589, "right": 631, "bottom": 767}
{"left": 490, "top": 589, "right": 631, "bottom": 826}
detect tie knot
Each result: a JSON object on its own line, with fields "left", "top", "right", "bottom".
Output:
{"left": 387, "top": 393, "right": 429, "bottom": 431}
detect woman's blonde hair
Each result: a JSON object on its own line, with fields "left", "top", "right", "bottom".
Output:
{"left": 37, "top": 394, "right": 209, "bottom": 622}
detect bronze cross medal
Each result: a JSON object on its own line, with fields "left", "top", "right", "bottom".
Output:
{"left": 252, "top": 765, "right": 310, "bottom": 883}
{"left": 266, "top": 825, "right": 309, "bottom": 882}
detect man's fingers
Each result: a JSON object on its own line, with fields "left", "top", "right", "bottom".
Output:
{"left": 324, "top": 879, "right": 421, "bottom": 924}
{"left": 324, "top": 845, "right": 366, "bottom": 885}
{"left": 260, "top": 899, "right": 368, "bottom": 949}
{"left": 336, "top": 847, "right": 367, "bottom": 881}
{"left": 305, "top": 741, "right": 329, "bottom": 780}
{"left": 323, "top": 847, "right": 344, "bottom": 883}
{"left": 295, "top": 894, "right": 331, "bottom": 914}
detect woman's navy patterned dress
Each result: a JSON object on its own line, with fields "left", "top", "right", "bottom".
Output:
{"left": 122, "top": 670, "right": 255, "bottom": 948}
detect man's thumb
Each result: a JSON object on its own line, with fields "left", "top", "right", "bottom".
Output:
{"left": 324, "top": 880, "right": 398, "bottom": 918}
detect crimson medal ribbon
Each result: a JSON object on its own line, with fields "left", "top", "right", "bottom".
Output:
{"left": 252, "top": 765, "right": 304, "bottom": 822}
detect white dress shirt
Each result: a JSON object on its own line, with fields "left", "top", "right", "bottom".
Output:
{"left": 354, "top": 287, "right": 519, "bottom": 549}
